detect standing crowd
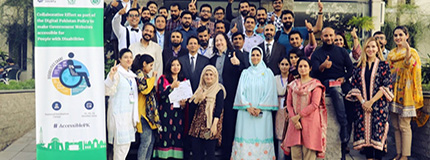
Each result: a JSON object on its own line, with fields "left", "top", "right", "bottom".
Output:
{"left": 103, "top": 0, "right": 423, "bottom": 160}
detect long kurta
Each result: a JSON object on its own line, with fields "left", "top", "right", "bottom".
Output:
{"left": 135, "top": 70, "right": 159, "bottom": 133}
{"left": 348, "top": 59, "right": 394, "bottom": 151}
{"left": 387, "top": 47, "right": 423, "bottom": 117}
{"left": 231, "top": 64, "right": 278, "bottom": 160}
{"left": 282, "top": 78, "right": 327, "bottom": 158}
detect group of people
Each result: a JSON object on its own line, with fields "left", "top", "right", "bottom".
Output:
{"left": 0, "top": 58, "right": 20, "bottom": 83}
{"left": 103, "top": 0, "right": 424, "bottom": 160}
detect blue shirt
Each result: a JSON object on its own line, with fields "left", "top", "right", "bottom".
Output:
{"left": 277, "top": 27, "right": 309, "bottom": 54}
{"left": 176, "top": 26, "right": 197, "bottom": 48}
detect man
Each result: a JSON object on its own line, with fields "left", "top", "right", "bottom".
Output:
{"left": 197, "top": 26, "right": 214, "bottom": 58}
{"left": 166, "top": 3, "right": 182, "bottom": 31}
{"left": 177, "top": 11, "right": 197, "bottom": 48}
{"left": 288, "top": 20, "right": 317, "bottom": 58}
{"left": 158, "top": 6, "right": 168, "bottom": 18}
{"left": 255, "top": 7, "right": 268, "bottom": 38}
{"left": 275, "top": 0, "right": 323, "bottom": 53}
{"left": 311, "top": 27, "right": 353, "bottom": 160}
{"left": 146, "top": 1, "right": 158, "bottom": 24}
{"left": 214, "top": 6, "right": 231, "bottom": 32}
{"left": 192, "top": 4, "right": 215, "bottom": 37}
{"left": 178, "top": 36, "right": 210, "bottom": 159}
{"left": 232, "top": 32, "right": 250, "bottom": 67}
{"left": 112, "top": 8, "right": 142, "bottom": 51}
{"left": 151, "top": 15, "right": 169, "bottom": 49}
{"left": 129, "top": 23, "right": 163, "bottom": 81}
{"left": 162, "top": 31, "right": 188, "bottom": 65}
{"left": 243, "top": 16, "right": 264, "bottom": 52}
{"left": 229, "top": 0, "right": 249, "bottom": 34}
{"left": 267, "top": 0, "right": 284, "bottom": 31}
{"left": 373, "top": 31, "right": 390, "bottom": 59}
{"left": 138, "top": 7, "right": 151, "bottom": 28}
{"left": 248, "top": 3, "right": 257, "bottom": 17}
{"left": 214, "top": 21, "right": 227, "bottom": 34}
{"left": 258, "top": 23, "right": 286, "bottom": 75}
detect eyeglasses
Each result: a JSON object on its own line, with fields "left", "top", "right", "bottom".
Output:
{"left": 128, "top": 14, "right": 139, "bottom": 18}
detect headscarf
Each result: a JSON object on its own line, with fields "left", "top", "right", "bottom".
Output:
{"left": 189, "top": 65, "right": 226, "bottom": 128}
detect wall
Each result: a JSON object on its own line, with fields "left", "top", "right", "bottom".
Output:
{"left": 0, "top": 91, "right": 35, "bottom": 151}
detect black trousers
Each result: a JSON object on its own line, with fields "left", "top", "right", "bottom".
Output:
{"left": 191, "top": 137, "right": 217, "bottom": 160}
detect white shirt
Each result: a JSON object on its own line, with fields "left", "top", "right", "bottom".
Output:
{"left": 112, "top": 12, "right": 141, "bottom": 51}
{"left": 243, "top": 32, "right": 264, "bottom": 53}
{"left": 129, "top": 40, "right": 163, "bottom": 83}
{"left": 264, "top": 39, "right": 275, "bottom": 56}
{"left": 198, "top": 38, "right": 214, "bottom": 58}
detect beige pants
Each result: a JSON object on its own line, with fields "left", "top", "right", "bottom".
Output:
{"left": 391, "top": 112, "right": 412, "bottom": 156}
{"left": 291, "top": 145, "right": 316, "bottom": 160}
{"left": 113, "top": 141, "right": 131, "bottom": 160}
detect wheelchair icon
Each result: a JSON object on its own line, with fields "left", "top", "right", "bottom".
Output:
{"left": 59, "top": 59, "right": 91, "bottom": 88}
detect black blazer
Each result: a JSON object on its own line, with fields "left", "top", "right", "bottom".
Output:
{"left": 210, "top": 49, "right": 247, "bottom": 103}
{"left": 178, "top": 54, "right": 210, "bottom": 92}
{"left": 162, "top": 47, "right": 188, "bottom": 67}
{"left": 151, "top": 30, "right": 171, "bottom": 49}
{"left": 258, "top": 42, "right": 286, "bottom": 75}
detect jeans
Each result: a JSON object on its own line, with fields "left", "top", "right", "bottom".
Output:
{"left": 138, "top": 118, "right": 156, "bottom": 160}
{"left": 323, "top": 79, "right": 350, "bottom": 143}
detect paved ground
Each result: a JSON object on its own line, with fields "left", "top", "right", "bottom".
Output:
{"left": 0, "top": 128, "right": 420, "bottom": 160}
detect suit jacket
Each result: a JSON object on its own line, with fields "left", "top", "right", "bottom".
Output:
{"left": 258, "top": 41, "right": 286, "bottom": 75}
{"left": 230, "top": 16, "right": 244, "bottom": 34}
{"left": 178, "top": 54, "right": 210, "bottom": 92}
{"left": 151, "top": 30, "right": 170, "bottom": 49}
{"left": 239, "top": 50, "right": 250, "bottom": 68}
{"left": 162, "top": 47, "right": 189, "bottom": 68}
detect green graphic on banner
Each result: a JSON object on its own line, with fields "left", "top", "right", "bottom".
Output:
{"left": 34, "top": 7, "right": 103, "bottom": 47}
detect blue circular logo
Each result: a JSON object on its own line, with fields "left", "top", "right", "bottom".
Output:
{"left": 85, "top": 101, "right": 94, "bottom": 110}
{"left": 52, "top": 101, "right": 62, "bottom": 111}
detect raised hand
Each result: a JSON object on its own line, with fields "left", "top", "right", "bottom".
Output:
{"left": 118, "top": 4, "right": 127, "bottom": 15}
{"left": 111, "top": 0, "right": 119, "bottom": 8}
{"left": 231, "top": 23, "right": 238, "bottom": 34}
{"left": 270, "top": 15, "right": 275, "bottom": 23}
{"left": 171, "top": 80, "right": 180, "bottom": 88}
{"left": 188, "top": 0, "right": 197, "bottom": 14}
{"left": 318, "top": 0, "right": 323, "bottom": 12}
{"left": 228, "top": 0, "right": 234, "bottom": 3}
{"left": 305, "top": 19, "right": 313, "bottom": 31}
{"left": 322, "top": 56, "right": 332, "bottom": 69}
{"left": 351, "top": 27, "right": 358, "bottom": 39}
{"left": 230, "top": 52, "right": 240, "bottom": 65}
{"left": 131, "top": 0, "right": 137, "bottom": 9}
{"left": 109, "top": 60, "right": 118, "bottom": 80}
{"left": 152, "top": 71, "right": 158, "bottom": 78}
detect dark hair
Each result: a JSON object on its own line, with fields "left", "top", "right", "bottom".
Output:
{"left": 126, "top": 8, "right": 140, "bottom": 17}
{"left": 238, "top": 0, "right": 250, "bottom": 9}
{"left": 181, "top": 10, "right": 192, "bottom": 18}
{"left": 164, "top": 57, "right": 185, "bottom": 83}
{"left": 6, "top": 58, "right": 14, "bottom": 64}
{"left": 257, "top": 7, "right": 267, "bottom": 14}
{"left": 373, "top": 31, "right": 385, "bottom": 37}
{"left": 273, "top": 0, "right": 283, "bottom": 3}
{"left": 335, "top": 31, "right": 350, "bottom": 50}
{"left": 154, "top": 15, "right": 166, "bottom": 22}
{"left": 170, "top": 3, "right": 180, "bottom": 10}
{"left": 212, "top": 33, "right": 234, "bottom": 53}
{"left": 131, "top": 54, "right": 155, "bottom": 73}
{"left": 288, "top": 30, "right": 302, "bottom": 39}
{"left": 281, "top": 10, "right": 294, "bottom": 19}
{"left": 251, "top": 47, "right": 262, "bottom": 56}
{"left": 232, "top": 32, "right": 245, "bottom": 39}
{"left": 118, "top": 48, "right": 132, "bottom": 61}
{"left": 147, "top": 1, "right": 158, "bottom": 7}
{"left": 143, "top": 23, "right": 155, "bottom": 33}
{"left": 187, "top": 35, "right": 199, "bottom": 45}
{"left": 200, "top": 4, "right": 212, "bottom": 12}
{"left": 214, "top": 6, "right": 225, "bottom": 14}
{"left": 393, "top": 26, "right": 409, "bottom": 36}
{"left": 288, "top": 48, "right": 304, "bottom": 58}
{"left": 159, "top": 6, "right": 168, "bottom": 12}
{"left": 171, "top": 30, "right": 183, "bottom": 38}
{"left": 197, "top": 26, "right": 210, "bottom": 34}
{"left": 297, "top": 57, "right": 312, "bottom": 69}
{"left": 141, "top": 7, "right": 150, "bottom": 13}
{"left": 244, "top": 16, "right": 256, "bottom": 23}
{"left": 215, "top": 21, "right": 225, "bottom": 27}
{"left": 249, "top": 4, "right": 256, "bottom": 9}
{"left": 278, "top": 55, "right": 290, "bottom": 65}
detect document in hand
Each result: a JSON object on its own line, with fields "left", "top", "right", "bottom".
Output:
{"left": 168, "top": 80, "right": 194, "bottom": 108}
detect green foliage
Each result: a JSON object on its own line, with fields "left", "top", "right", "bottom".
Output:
{"left": 105, "top": 59, "right": 115, "bottom": 78}
{"left": 423, "top": 84, "right": 430, "bottom": 92}
{"left": 347, "top": 16, "right": 374, "bottom": 31}
{"left": 0, "top": 79, "right": 35, "bottom": 90}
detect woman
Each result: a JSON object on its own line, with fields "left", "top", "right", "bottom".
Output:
{"left": 131, "top": 54, "right": 160, "bottom": 160}
{"left": 153, "top": 58, "right": 187, "bottom": 159}
{"left": 275, "top": 56, "right": 294, "bottom": 160}
{"left": 105, "top": 48, "right": 139, "bottom": 160}
{"left": 387, "top": 26, "right": 423, "bottom": 160}
{"left": 231, "top": 46, "right": 278, "bottom": 160}
{"left": 334, "top": 29, "right": 361, "bottom": 64}
{"left": 188, "top": 65, "right": 226, "bottom": 160}
{"left": 210, "top": 32, "right": 247, "bottom": 159}
{"left": 282, "top": 58, "right": 327, "bottom": 160}
{"left": 345, "top": 37, "right": 393, "bottom": 160}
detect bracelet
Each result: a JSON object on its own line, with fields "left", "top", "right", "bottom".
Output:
{"left": 318, "top": 12, "right": 323, "bottom": 15}
{"left": 308, "top": 30, "right": 314, "bottom": 34}
{"left": 360, "top": 99, "right": 365, "bottom": 104}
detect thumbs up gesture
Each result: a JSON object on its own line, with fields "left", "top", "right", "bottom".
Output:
{"left": 256, "top": 25, "right": 264, "bottom": 34}
{"left": 322, "top": 56, "right": 332, "bottom": 69}
{"left": 230, "top": 52, "right": 240, "bottom": 66}
{"left": 318, "top": 0, "right": 323, "bottom": 12}
{"left": 305, "top": 19, "right": 313, "bottom": 31}
{"left": 231, "top": 23, "right": 238, "bottom": 34}
{"left": 118, "top": 4, "right": 127, "bottom": 15}
{"left": 111, "top": 0, "right": 119, "bottom": 8}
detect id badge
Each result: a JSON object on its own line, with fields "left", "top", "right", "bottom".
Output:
{"left": 129, "top": 92, "right": 135, "bottom": 103}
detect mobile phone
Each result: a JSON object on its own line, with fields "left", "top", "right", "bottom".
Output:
{"left": 258, "top": 112, "right": 263, "bottom": 117}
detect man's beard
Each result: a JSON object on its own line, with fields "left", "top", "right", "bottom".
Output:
{"left": 172, "top": 42, "right": 181, "bottom": 47}
{"left": 240, "top": 10, "right": 249, "bottom": 17}
{"left": 265, "top": 34, "right": 273, "bottom": 41}
{"left": 171, "top": 15, "right": 179, "bottom": 20}
{"left": 141, "top": 17, "right": 150, "bottom": 23}
{"left": 201, "top": 17, "right": 210, "bottom": 22}
{"left": 258, "top": 18, "right": 266, "bottom": 24}
{"left": 142, "top": 34, "right": 152, "bottom": 41}
{"left": 199, "top": 40, "right": 208, "bottom": 48}
{"left": 283, "top": 22, "right": 292, "bottom": 30}
{"left": 182, "top": 22, "right": 191, "bottom": 28}
{"left": 156, "top": 27, "right": 165, "bottom": 32}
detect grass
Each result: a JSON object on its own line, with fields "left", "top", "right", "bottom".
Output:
{"left": 0, "top": 79, "right": 35, "bottom": 90}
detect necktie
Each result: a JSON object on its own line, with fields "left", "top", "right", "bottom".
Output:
{"left": 266, "top": 43, "right": 271, "bottom": 60}
{"left": 131, "top": 28, "right": 139, "bottom": 32}
{"left": 191, "top": 56, "right": 195, "bottom": 73}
